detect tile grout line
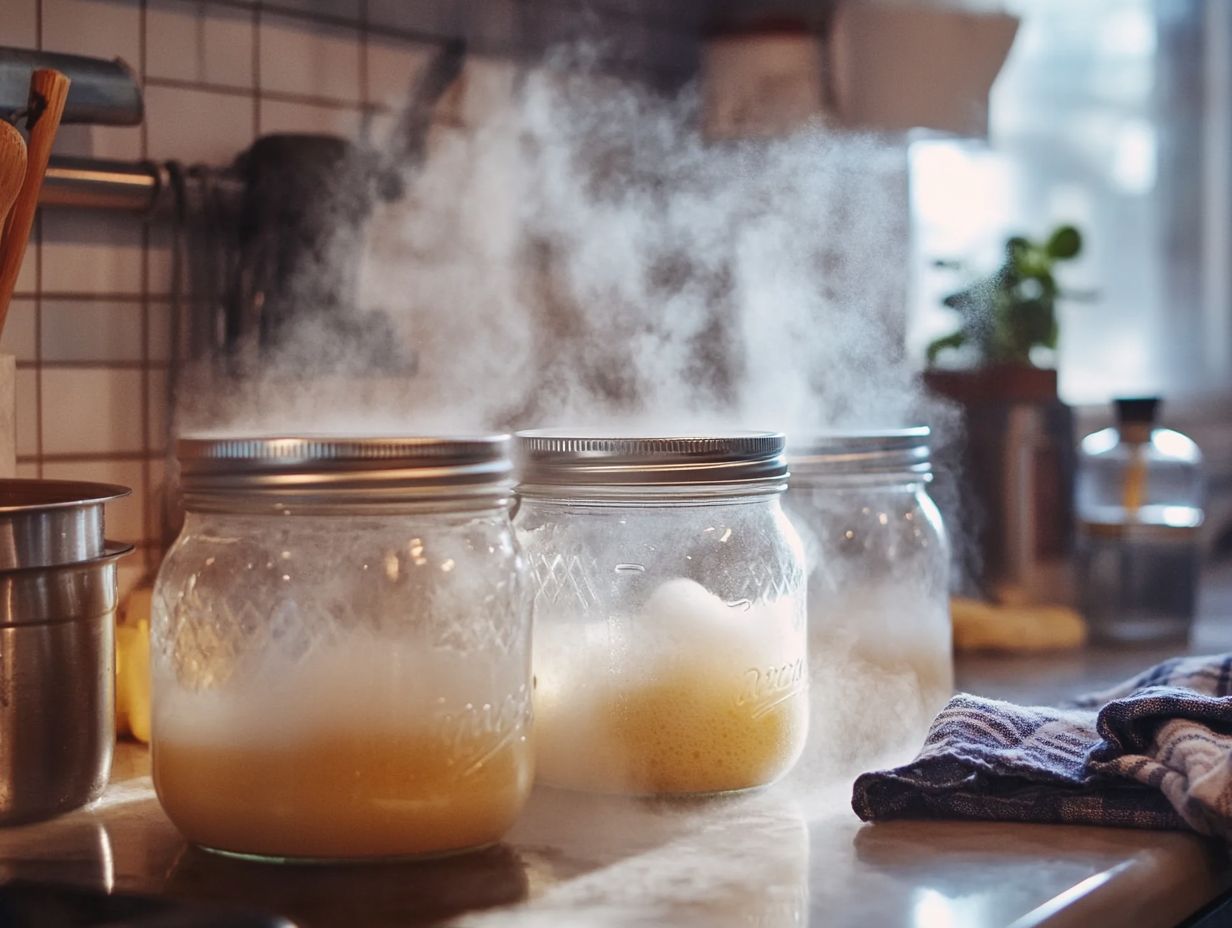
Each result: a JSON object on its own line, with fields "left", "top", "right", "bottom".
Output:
{"left": 33, "top": 0, "right": 43, "bottom": 478}
{"left": 252, "top": 2, "right": 262, "bottom": 139}
{"left": 18, "top": 361, "right": 173, "bottom": 371}
{"left": 14, "top": 291, "right": 163, "bottom": 302}
{"left": 358, "top": 0, "right": 370, "bottom": 139}
{"left": 140, "top": 0, "right": 154, "bottom": 571}
{"left": 145, "top": 74, "right": 379, "bottom": 113}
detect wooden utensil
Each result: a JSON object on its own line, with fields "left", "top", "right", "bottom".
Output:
{"left": 0, "top": 69, "right": 71, "bottom": 332}
{"left": 0, "top": 122, "right": 27, "bottom": 244}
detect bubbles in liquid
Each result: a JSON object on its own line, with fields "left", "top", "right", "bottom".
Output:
{"left": 534, "top": 578, "right": 807, "bottom": 795}
{"left": 153, "top": 638, "right": 533, "bottom": 860}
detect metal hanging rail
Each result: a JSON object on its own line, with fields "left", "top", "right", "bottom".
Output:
{"left": 37, "top": 155, "right": 243, "bottom": 217}
{"left": 39, "top": 157, "right": 167, "bottom": 215}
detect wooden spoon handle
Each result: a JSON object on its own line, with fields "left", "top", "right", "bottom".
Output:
{"left": 0, "top": 69, "right": 71, "bottom": 329}
{"left": 0, "top": 122, "right": 28, "bottom": 235}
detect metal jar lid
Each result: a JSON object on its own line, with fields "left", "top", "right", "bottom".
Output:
{"left": 177, "top": 435, "right": 513, "bottom": 511}
{"left": 515, "top": 430, "right": 787, "bottom": 490}
{"left": 0, "top": 479, "right": 131, "bottom": 570}
{"left": 787, "top": 427, "right": 932, "bottom": 478}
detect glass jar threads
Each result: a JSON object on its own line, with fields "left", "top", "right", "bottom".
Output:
{"left": 786, "top": 428, "right": 951, "bottom": 771}
{"left": 151, "top": 436, "right": 533, "bottom": 862}
{"left": 514, "top": 430, "right": 808, "bottom": 796}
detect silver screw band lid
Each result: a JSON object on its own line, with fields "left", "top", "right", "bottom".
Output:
{"left": 515, "top": 429, "right": 787, "bottom": 488}
{"left": 788, "top": 427, "right": 932, "bottom": 477}
{"left": 177, "top": 435, "right": 513, "bottom": 509}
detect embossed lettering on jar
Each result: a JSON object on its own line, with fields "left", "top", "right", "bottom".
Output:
{"left": 151, "top": 436, "right": 533, "bottom": 862}
{"left": 514, "top": 431, "right": 808, "bottom": 796}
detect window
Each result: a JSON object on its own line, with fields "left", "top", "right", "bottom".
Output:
{"left": 909, "top": 0, "right": 1229, "bottom": 406}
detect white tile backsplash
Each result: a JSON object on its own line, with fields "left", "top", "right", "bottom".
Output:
{"left": 147, "top": 369, "right": 169, "bottom": 453}
{"left": 41, "top": 299, "right": 145, "bottom": 362}
{"left": 147, "top": 0, "right": 256, "bottom": 89}
{"left": 42, "top": 457, "right": 146, "bottom": 544}
{"left": 13, "top": 232, "right": 37, "bottom": 296}
{"left": 148, "top": 302, "right": 172, "bottom": 362}
{"left": 145, "top": 454, "right": 170, "bottom": 554}
{"left": 5, "top": 0, "right": 40, "bottom": 48}
{"left": 41, "top": 0, "right": 142, "bottom": 67}
{"left": 146, "top": 225, "right": 174, "bottom": 299}
{"left": 259, "top": 13, "right": 362, "bottom": 103}
{"left": 41, "top": 368, "right": 145, "bottom": 454}
{"left": 260, "top": 98, "right": 363, "bottom": 138}
{"left": 0, "top": 301, "right": 38, "bottom": 363}
{"left": 366, "top": 34, "right": 436, "bottom": 107}
{"left": 21, "top": 0, "right": 536, "bottom": 556}
{"left": 14, "top": 370, "right": 38, "bottom": 458}
{"left": 52, "top": 124, "right": 145, "bottom": 161}
{"left": 146, "top": 84, "right": 255, "bottom": 164}
{"left": 40, "top": 211, "right": 144, "bottom": 294}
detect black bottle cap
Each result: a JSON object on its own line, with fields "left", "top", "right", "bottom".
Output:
{"left": 1114, "top": 397, "right": 1161, "bottom": 426}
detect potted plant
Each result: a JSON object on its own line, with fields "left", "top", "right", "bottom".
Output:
{"left": 924, "top": 224, "right": 1085, "bottom": 401}
{"left": 922, "top": 225, "right": 1091, "bottom": 601}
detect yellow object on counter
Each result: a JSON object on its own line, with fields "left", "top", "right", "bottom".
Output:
{"left": 951, "top": 597, "right": 1086, "bottom": 653}
{"left": 116, "top": 587, "right": 152, "bottom": 744}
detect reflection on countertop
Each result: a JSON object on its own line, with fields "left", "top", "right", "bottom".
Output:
{"left": 0, "top": 739, "right": 1225, "bottom": 928}
{"left": 0, "top": 565, "right": 1228, "bottom": 927}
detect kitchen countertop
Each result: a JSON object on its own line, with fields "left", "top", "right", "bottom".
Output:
{"left": 2, "top": 568, "right": 1231, "bottom": 928}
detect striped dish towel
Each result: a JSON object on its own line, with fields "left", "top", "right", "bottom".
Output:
{"left": 852, "top": 654, "right": 1232, "bottom": 838}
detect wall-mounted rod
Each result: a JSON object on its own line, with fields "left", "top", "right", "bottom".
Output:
{"left": 40, "top": 156, "right": 164, "bottom": 214}
{"left": 37, "top": 155, "right": 241, "bottom": 217}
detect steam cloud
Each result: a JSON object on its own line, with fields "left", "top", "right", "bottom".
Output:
{"left": 162, "top": 52, "right": 963, "bottom": 913}
{"left": 179, "top": 50, "right": 933, "bottom": 438}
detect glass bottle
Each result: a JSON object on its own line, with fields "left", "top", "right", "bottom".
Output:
{"left": 1076, "top": 398, "right": 1204, "bottom": 642}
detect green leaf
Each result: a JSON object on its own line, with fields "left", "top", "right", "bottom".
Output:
{"left": 926, "top": 330, "right": 966, "bottom": 364}
{"left": 1006, "top": 236, "right": 1031, "bottom": 261}
{"left": 1045, "top": 225, "right": 1082, "bottom": 259}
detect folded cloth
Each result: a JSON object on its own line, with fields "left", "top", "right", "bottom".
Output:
{"left": 852, "top": 653, "right": 1232, "bottom": 838}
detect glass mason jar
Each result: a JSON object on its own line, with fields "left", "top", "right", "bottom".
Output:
{"left": 514, "top": 431, "right": 808, "bottom": 797}
{"left": 785, "top": 429, "right": 951, "bottom": 772}
{"left": 151, "top": 436, "right": 533, "bottom": 862}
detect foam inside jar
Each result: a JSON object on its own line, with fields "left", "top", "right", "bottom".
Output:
{"left": 152, "top": 639, "right": 533, "bottom": 861}
{"left": 533, "top": 578, "right": 807, "bottom": 795}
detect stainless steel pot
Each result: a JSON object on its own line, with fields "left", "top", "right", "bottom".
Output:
{"left": 0, "top": 479, "right": 133, "bottom": 826}
{"left": 0, "top": 479, "right": 129, "bottom": 570}
{"left": 0, "top": 544, "right": 132, "bottom": 825}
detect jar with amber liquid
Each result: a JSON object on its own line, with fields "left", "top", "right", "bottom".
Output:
{"left": 152, "top": 436, "right": 532, "bottom": 861}
{"left": 514, "top": 431, "right": 808, "bottom": 796}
